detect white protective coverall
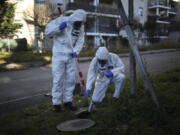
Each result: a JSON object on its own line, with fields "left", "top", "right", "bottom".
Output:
{"left": 45, "top": 9, "right": 86, "bottom": 105}
{"left": 86, "top": 47, "right": 126, "bottom": 102}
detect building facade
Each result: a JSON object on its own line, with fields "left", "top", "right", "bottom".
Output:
{"left": 11, "top": 0, "right": 180, "bottom": 48}
{"left": 8, "top": 0, "right": 35, "bottom": 46}
{"left": 55, "top": 0, "right": 179, "bottom": 46}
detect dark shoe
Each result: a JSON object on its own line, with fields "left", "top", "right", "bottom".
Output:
{"left": 64, "top": 102, "right": 78, "bottom": 111}
{"left": 52, "top": 105, "right": 61, "bottom": 112}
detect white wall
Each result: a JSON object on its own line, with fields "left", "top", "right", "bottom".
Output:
{"left": 13, "top": 0, "right": 35, "bottom": 46}
{"left": 134, "top": 0, "right": 148, "bottom": 25}
{"left": 121, "top": 0, "right": 148, "bottom": 25}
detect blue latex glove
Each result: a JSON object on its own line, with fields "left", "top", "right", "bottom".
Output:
{"left": 105, "top": 71, "right": 113, "bottom": 78}
{"left": 59, "top": 22, "right": 67, "bottom": 30}
{"left": 84, "top": 90, "right": 91, "bottom": 98}
{"left": 71, "top": 52, "right": 77, "bottom": 58}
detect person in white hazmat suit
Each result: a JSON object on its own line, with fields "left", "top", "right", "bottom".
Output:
{"left": 84, "top": 47, "right": 126, "bottom": 103}
{"left": 45, "top": 7, "right": 87, "bottom": 112}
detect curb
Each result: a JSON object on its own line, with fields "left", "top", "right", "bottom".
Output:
{"left": 79, "top": 48, "right": 180, "bottom": 61}
{"left": 1, "top": 48, "right": 180, "bottom": 71}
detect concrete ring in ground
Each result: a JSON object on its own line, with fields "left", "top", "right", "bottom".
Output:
{"left": 56, "top": 119, "right": 95, "bottom": 132}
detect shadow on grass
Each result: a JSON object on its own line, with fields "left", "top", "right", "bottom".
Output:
{"left": 0, "top": 51, "right": 52, "bottom": 71}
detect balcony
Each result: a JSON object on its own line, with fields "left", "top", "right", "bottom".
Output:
{"left": 168, "top": 7, "right": 177, "bottom": 15}
{"left": 85, "top": 16, "right": 119, "bottom": 34}
{"left": 147, "top": 15, "right": 170, "bottom": 25}
{"left": 66, "top": 2, "right": 120, "bottom": 36}
{"left": 148, "top": 1, "right": 170, "bottom": 10}
{"left": 156, "top": 20, "right": 170, "bottom": 24}
{"left": 35, "top": 0, "right": 46, "bottom": 4}
{"left": 156, "top": 17, "right": 170, "bottom": 24}
{"left": 66, "top": 2, "right": 119, "bottom": 15}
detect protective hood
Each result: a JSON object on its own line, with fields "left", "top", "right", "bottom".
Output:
{"left": 95, "top": 47, "right": 109, "bottom": 60}
{"left": 48, "top": 0, "right": 64, "bottom": 17}
{"left": 70, "top": 9, "right": 87, "bottom": 22}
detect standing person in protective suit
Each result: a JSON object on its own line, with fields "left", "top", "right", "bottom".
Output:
{"left": 84, "top": 47, "right": 126, "bottom": 103}
{"left": 45, "top": 7, "right": 87, "bottom": 112}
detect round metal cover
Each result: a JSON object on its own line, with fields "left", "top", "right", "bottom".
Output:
{"left": 56, "top": 119, "right": 95, "bottom": 132}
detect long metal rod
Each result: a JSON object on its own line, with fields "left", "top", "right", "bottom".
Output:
{"left": 116, "top": 0, "right": 159, "bottom": 106}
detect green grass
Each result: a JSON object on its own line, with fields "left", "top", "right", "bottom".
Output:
{"left": 0, "top": 68, "right": 180, "bottom": 135}
{"left": 0, "top": 51, "right": 52, "bottom": 63}
{"left": 139, "top": 41, "right": 180, "bottom": 52}
{"left": 110, "top": 41, "right": 180, "bottom": 54}
{"left": 0, "top": 51, "right": 52, "bottom": 71}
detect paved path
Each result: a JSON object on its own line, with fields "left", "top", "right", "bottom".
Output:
{"left": 0, "top": 49, "right": 180, "bottom": 114}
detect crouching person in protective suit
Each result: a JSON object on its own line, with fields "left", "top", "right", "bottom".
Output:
{"left": 84, "top": 47, "right": 126, "bottom": 103}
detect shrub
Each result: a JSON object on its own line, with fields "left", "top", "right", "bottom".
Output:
{"left": 14, "top": 38, "right": 28, "bottom": 52}
{"left": 0, "top": 38, "right": 28, "bottom": 52}
{"left": 119, "top": 36, "right": 129, "bottom": 47}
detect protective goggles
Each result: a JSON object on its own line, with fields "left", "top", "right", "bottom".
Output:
{"left": 98, "top": 59, "right": 107, "bottom": 67}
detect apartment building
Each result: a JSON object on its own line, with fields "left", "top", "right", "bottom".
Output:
{"left": 168, "top": 0, "right": 180, "bottom": 42}
{"left": 58, "top": 0, "right": 179, "bottom": 46}
{"left": 147, "top": 0, "right": 178, "bottom": 41}
{"left": 10, "top": 0, "right": 179, "bottom": 48}
{"left": 63, "top": 0, "right": 120, "bottom": 47}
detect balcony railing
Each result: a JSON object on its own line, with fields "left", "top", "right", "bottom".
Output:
{"left": 35, "top": 0, "right": 46, "bottom": 4}
{"left": 66, "top": 2, "right": 95, "bottom": 12}
{"left": 66, "top": 2, "right": 120, "bottom": 34}
{"left": 156, "top": 19, "right": 170, "bottom": 24}
{"left": 148, "top": 1, "right": 167, "bottom": 6}
{"left": 169, "top": 8, "right": 177, "bottom": 12}
{"left": 168, "top": 7, "right": 177, "bottom": 14}
{"left": 148, "top": 1, "right": 170, "bottom": 9}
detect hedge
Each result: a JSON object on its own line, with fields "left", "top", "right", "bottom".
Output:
{"left": 0, "top": 38, "right": 28, "bottom": 52}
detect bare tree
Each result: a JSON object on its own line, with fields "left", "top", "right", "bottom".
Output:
{"left": 24, "top": 3, "right": 52, "bottom": 52}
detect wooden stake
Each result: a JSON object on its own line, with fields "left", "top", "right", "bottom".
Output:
{"left": 128, "top": 0, "right": 137, "bottom": 96}
{"left": 116, "top": 0, "right": 159, "bottom": 106}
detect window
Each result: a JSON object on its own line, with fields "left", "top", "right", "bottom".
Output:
{"left": 138, "top": 7, "right": 143, "bottom": 17}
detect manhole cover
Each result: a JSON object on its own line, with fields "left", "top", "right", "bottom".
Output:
{"left": 56, "top": 119, "right": 95, "bottom": 132}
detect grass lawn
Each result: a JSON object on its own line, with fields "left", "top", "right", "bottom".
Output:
{"left": 0, "top": 68, "right": 180, "bottom": 135}
{"left": 0, "top": 51, "right": 52, "bottom": 63}
{"left": 0, "top": 51, "right": 52, "bottom": 71}
{"left": 0, "top": 41, "right": 180, "bottom": 64}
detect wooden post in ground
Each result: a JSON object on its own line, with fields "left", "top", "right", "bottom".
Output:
{"left": 128, "top": 0, "right": 136, "bottom": 96}
{"left": 116, "top": 0, "right": 159, "bottom": 106}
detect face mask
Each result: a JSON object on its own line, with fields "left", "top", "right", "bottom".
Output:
{"left": 57, "top": 3, "right": 63, "bottom": 15}
{"left": 73, "top": 21, "right": 82, "bottom": 30}
{"left": 98, "top": 59, "right": 107, "bottom": 67}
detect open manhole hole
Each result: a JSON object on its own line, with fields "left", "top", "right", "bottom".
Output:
{"left": 74, "top": 107, "right": 91, "bottom": 117}
{"left": 56, "top": 119, "right": 95, "bottom": 132}
{"left": 74, "top": 107, "right": 97, "bottom": 118}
